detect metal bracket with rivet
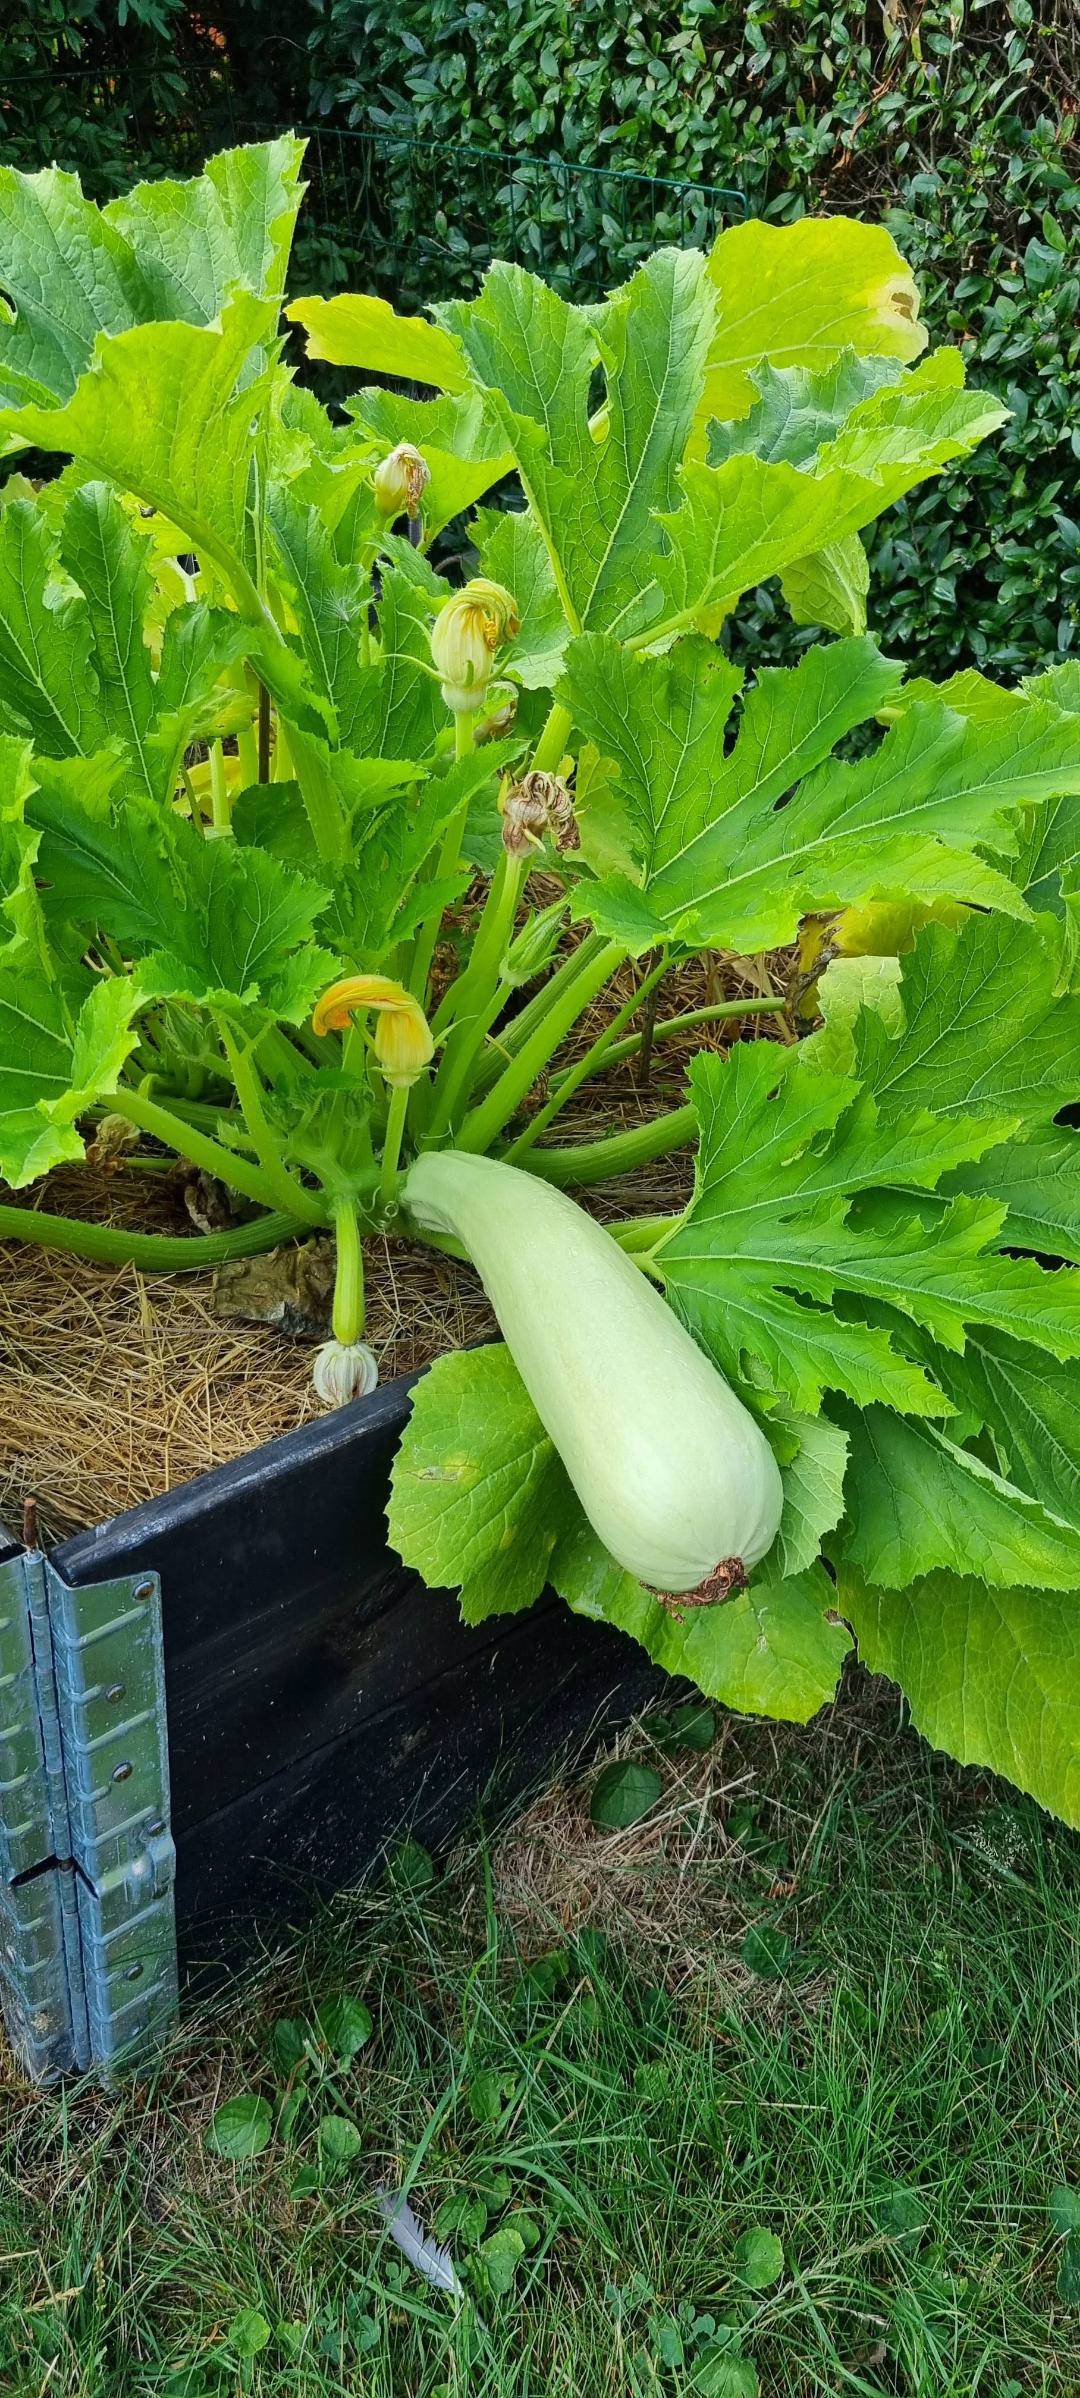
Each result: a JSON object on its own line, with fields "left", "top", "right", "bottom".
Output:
{"left": 44, "top": 1555, "right": 177, "bottom": 2070}
{"left": 0, "top": 1523, "right": 176, "bottom": 2082}
{"left": 0, "top": 1535, "right": 89, "bottom": 2080}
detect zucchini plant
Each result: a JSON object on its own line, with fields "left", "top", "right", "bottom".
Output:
{"left": 0, "top": 139, "right": 1078, "bottom": 1822}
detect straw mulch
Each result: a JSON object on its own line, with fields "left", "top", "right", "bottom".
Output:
{"left": 0, "top": 942, "right": 793, "bottom": 1542}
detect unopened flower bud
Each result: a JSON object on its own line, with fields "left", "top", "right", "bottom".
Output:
{"left": 476, "top": 691, "right": 518, "bottom": 744}
{"left": 500, "top": 771, "right": 576, "bottom": 856}
{"left": 502, "top": 897, "right": 567, "bottom": 987}
{"left": 312, "top": 973, "right": 435, "bottom": 1089}
{"left": 312, "top": 1338, "right": 379, "bottom": 1408}
{"left": 372, "top": 441, "right": 430, "bottom": 521}
{"left": 430, "top": 578, "right": 520, "bottom": 714}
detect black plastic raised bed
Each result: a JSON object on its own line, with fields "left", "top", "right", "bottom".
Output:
{"left": 0, "top": 1369, "right": 658, "bottom": 2084}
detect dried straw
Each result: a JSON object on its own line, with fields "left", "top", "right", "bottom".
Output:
{"left": 0, "top": 1193, "right": 496, "bottom": 1545}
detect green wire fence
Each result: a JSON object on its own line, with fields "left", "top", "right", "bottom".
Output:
{"left": 275, "top": 125, "right": 746, "bottom": 307}
{"left": 1, "top": 62, "right": 745, "bottom": 307}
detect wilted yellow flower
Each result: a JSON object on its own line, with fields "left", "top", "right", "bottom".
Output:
{"left": 372, "top": 442, "right": 430, "bottom": 520}
{"left": 500, "top": 770, "right": 576, "bottom": 856}
{"left": 430, "top": 578, "right": 520, "bottom": 713}
{"left": 312, "top": 974, "right": 435, "bottom": 1088}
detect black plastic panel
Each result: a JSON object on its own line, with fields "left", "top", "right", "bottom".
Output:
{"left": 52, "top": 1374, "right": 657, "bottom": 1960}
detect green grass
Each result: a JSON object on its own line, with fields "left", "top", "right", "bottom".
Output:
{"left": 2, "top": 1684, "right": 1079, "bottom": 2397}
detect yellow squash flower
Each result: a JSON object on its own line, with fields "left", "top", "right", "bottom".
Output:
{"left": 312, "top": 974, "right": 435, "bottom": 1088}
{"left": 372, "top": 441, "right": 430, "bottom": 521}
{"left": 430, "top": 578, "right": 520, "bottom": 713}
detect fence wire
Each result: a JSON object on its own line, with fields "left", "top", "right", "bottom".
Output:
{"left": 2, "top": 63, "right": 745, "bottom": 307}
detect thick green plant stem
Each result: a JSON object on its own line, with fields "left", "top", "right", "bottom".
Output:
{"left": 217, "top": 1023, "right": 327, "bottom": 1226}
{"left": 208, "top": 739, "right": 230, "bottom": 834}
{"left": 331, "top": 1199, "right": 365, "bottom": 1342}
{"left": 470, "top": 931, "right": 608, "bottom": 1094}
{"left": 439, "top": 695, "right": 573, "bottom": 1115}
{"left": 0, "top": 1203, "right": 304, "bottom": 1272}
{"left": 140, "top": 1093, "right": 251, "bottom": 1137}
{"left": 504, "top": 952, "right": 670, "bottom": 1161}
{"left": 425, "top": 853, "right": 528, "bottom": 1138}
{"left": 610, "top": 1212, "right": 682, "bottom": 1252}
{"left": 408, "top": 711, "right": 477, "bottom": 1005}
{"left": 379, "top": 1083, "right": 411, "bottom": 1206}
{"left": 431, "top": 846, "right": 522, "bottom": 1037}
{"left": 110, "top": 1088, "right": 301, "bottom": 1218}
{"left": 561, "top": 993, "right": 788, "bottom": 1080}
{"left": 519, "top": 1103, "right": 697, "bottom": 1188}
{"left": 457, "top": 939, "right": 624, "bottom": 1155}
{"left": 425, "top": 985, "right": 508, "bottom": 1143}
{"left": 529, "top": 697, "right": 573, "bottom": 777}
{"left": 236, "top": 715, "right": 259, "bottom": 791}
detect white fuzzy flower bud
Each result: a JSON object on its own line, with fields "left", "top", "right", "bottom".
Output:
{"left": 312, "top": 1339, "right": 380, "bottom": 1408}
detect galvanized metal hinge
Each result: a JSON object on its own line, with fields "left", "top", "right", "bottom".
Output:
{"left": 0, "top": 1543, "right": 176, "bottom": 2082}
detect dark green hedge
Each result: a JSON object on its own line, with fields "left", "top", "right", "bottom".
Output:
{"left": 4, "top": 1, "right": 1079, "bottom": 674}
{"left": 0, "top": 3, "right": 297, "bottom": 194}
{"left": 306, "top": 0, "right": 1080, "bottom": 675}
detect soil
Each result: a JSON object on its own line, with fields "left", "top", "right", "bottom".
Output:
{"left": 0, "top": 943, "right": 793, "bottom": 1542}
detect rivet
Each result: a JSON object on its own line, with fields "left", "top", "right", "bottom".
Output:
{"left": 124, "top": 1963, "right": 144, "bottom": 1982}
{"left": 146, "top": 1817, "right": 166, "bottom": 1837}
{"left": 111, "top": 1761, "right": 134, "bottom": 1784}
{"left": 133, "top": 1576, "right": 155, "bottom": 1603}
{"left": 105, "top": 1682, "right": 125, "bottom": 1704}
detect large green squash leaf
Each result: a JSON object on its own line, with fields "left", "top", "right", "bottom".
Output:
{"left": 707, "top": 348, "right": 913, "bottom": 464}
{"left": 286, "top": 290, "right": 468, "bottom": 390}
{"left": 854, "top": 911, "right": 1080, "bottom": 1131}
{"left": 0, "top": 962, "right": 166, "bottom": 1186}
{"left": 386, "top": 1343, "right": 571, "bottom": 1624}
{"left": 653, "top": 1036, "right": 1066, "bottom": 1417}
{"left": 927, "top": 1330, "right": 1080, "bottom": 1538}
{"left": 555, "top": 1520, "right": 850, "bottom": 1724}
{"left": 839, "top": 1567, "right": 1080, "bottom": 1827}
{"left": 30, "top": 775, "right": 333, "bottom": 1020}
{"left": 0, "top": 495, "right": 112, "bottom": 760}
{"left": 288, "top": 228, "right": 991, "bottom": 657}
{"left": 0, "top": 294, "right": 278, "bottom": 599}
{"left": 835, "top": 1404, "right": 1080, "bottom": 1591}
{"left": 0, "top": 483, "right": 259, "bottom": 809}
{"left": 562, "top": 637, "right": 1080, "bottom": 956}
{"left": 947, "top": 1125, "right": 1080, "bottom": 1264}
{"left": 442, "top": 249, "right": 718, "bottom": 641}
{"left": 701, "top": 215, "right": 927, "bottom": 424}
{"left": 0, "top": 138, "right": 304, "bottom": 413}
{"left": 652, "top": 381, "right": 1006, "bottom": 640}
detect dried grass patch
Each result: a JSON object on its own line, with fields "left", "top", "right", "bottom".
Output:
{"left": 487, "top": 1677, "right": 905, "bottom": 2010}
